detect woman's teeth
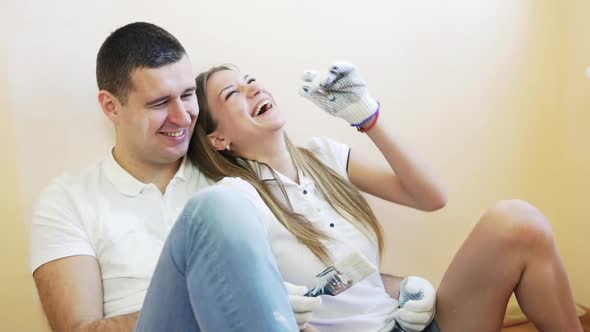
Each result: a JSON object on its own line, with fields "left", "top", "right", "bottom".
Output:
{"left": 254, "top": 100, "right": 272, "bottom": 117}
{"left": 162, "top": 130, "right": 184, "bottom": 137}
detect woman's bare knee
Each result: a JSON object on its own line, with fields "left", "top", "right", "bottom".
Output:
{"left": 478, "top": 199, "right": 555, "bottom": 253}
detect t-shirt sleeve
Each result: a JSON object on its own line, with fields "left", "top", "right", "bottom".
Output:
{"left": 303, "top": 136, "right": 351, "bottom": 179}
{"left": 29, "top": 181, "right": 95, "bottom": 274}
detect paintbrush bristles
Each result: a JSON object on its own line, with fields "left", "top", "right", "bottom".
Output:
{"left": 304, "top": 251, "right": 377, "bottom": 297}
{"left": 333, "top": 251, "right": 376, "bottom": 285}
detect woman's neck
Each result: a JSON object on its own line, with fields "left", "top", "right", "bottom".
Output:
{"left": 265, "top": 145, "right": 299, "bottom": 184}
{"left": 240, "top": 134, "right": 299, "bottom": 183}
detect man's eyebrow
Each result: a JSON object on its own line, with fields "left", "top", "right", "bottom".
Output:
{"left": 145, "top": 87, "right": 196, "bottom": 106}
{"left": 145, "top": 95, "right": 169, "bottom": 107}
{"left": 218, "top": 85, "right": 234, "bottom": 100}
{"left": 182, "top": 86, "right": 197, "bottom": 94}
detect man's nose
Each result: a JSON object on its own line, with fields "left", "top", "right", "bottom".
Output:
{"left": 168, "top": 99, "right": 192, "bottom": 126}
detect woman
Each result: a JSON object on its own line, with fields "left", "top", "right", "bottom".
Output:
{"left": 187, "top": 62, "right": 582, "bottom": 332}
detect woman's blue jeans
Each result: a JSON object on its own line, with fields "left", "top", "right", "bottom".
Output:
{"left": 135, "top": 187, "right": 298, "bottom": 332}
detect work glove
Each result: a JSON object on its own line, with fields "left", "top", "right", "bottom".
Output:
{"left": 284, "top": 281, "right": 322, "bottom": 330}
{"left": 299, "top": 62, "right": 379, "bottom": 127}
{"left": 394, "top": 276, "right": 437, "bottom": 332}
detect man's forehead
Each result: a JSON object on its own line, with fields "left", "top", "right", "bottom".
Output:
{"left": 129, "top": 58, "right": 194, "bottom": 98}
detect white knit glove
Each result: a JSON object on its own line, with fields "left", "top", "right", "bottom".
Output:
{"left": 284, "top": 282, "right": 322, "bottom": 330}
{"left": 394, "top": 276, "right": 436, "bottom": 332}
{"left": 299, "top": 62, "right": 379, "bottom": 127}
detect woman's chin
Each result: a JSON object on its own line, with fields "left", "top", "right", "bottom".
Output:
{"left": 261, "top": 114, "right": 286, "bottom": 132}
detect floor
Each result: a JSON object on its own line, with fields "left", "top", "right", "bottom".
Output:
{"left": 501, "top": 306, "right": 590, "bottom": 332}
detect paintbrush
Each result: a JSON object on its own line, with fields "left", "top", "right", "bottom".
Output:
{"left": 305, "top": 250, "right": 376, "bottom": 297}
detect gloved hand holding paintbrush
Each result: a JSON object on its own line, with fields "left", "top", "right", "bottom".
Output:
{"left": 285, "top": 250, "right": 376, "bottom": 330}
{"left": 285, "top": 248, "right": 436, "bottom": 332}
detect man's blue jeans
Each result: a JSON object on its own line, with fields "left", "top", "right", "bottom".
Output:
{"left": 135, "top": 187, "right": 298, "bottom": 332}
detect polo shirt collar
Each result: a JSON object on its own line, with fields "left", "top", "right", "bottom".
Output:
{"left": 103, "top": 149, "right": 191, "bottom": 196}
{"left": 237, "top": 158, "right": 311, "bottom": 187}
{"left": 174, "top": 155, "right": 192, "bottom": 182}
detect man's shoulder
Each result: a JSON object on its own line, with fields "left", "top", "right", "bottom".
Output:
{"left": 186, "top": 162, "right": 215, "bottom": 189}
{"left": 38, "top": 159, "right": 107, "bottom": 202}
{"left": 30, "top": 160, "right": 108, "bottom": 274}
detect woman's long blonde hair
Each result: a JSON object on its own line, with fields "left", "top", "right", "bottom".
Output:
{"left": 189, "top": 65, "right": 384, "bottom": 265}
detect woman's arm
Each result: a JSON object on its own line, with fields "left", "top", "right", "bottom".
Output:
{"left": 380, "top": 272, "right": 403, "bottom": 299}
{"left": 297, "top": 62, "right": 446, "bottom": 211}
{"left": 301, "top": 325, "right": 321, "bottom": 332}
{"left": 349, "top": 116, "right": 448, "bottom": 212}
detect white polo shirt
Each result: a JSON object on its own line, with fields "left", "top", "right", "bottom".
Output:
{"left": 216, "top": 137, "right": 399, "bottom": 332}
{"left": 30, "top": 152, "right": 212, "bottom": 318}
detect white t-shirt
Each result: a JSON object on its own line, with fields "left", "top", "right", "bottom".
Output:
{"left": 30, "top": 152, "right": 212, "bottom": 317}
{"left": 216, "top": 137, "right": 399, "bottom": 332}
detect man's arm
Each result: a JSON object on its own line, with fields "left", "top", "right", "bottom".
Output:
{"left": 380, "top": 273, "right": 403, "bottom": 299}
{"left": 77, "top": 313, "right": 138, "bottom": 332}
{"left": 33, "top": 255, "right": 138, "bottom": 332}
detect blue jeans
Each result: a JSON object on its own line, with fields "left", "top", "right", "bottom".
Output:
{"left": 135, "top": 187, "right": 298, "bottom": 332}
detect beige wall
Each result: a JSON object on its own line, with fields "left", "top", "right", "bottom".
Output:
{"left": 0, "top": 37, "right": 49, "bottom": 330}
{"left": 552, "top": 0, "right": 590, "bottom": 306}
{"left": 509, "top": 0, "right": 590, "bottom": 307}
{"left": 2, "top": 1, "right": 587, "bottom": 330}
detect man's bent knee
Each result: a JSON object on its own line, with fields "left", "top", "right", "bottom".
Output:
{"left": 180, "top": 186, "right": 266, "bottom": 241}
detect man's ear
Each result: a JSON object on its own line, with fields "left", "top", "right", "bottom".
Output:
{"left": 207, "top": 132, "right": 229, "bottom": 151}
{"left": 98, "top": 90, "right": 122, "bottom": 125}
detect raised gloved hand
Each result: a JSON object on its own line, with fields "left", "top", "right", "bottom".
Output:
{"left": 299, "top": 62, "right": 379, "bottom": 127}
{"left": 394, "top": 276, "right": 436, "bottom": 332}
{"left": 284, "top": 281, "right": 322, "bottom": 330}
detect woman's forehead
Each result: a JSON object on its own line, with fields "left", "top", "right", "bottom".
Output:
{"left": 207, "top": 69, "right": 254, "bottom": 96}
{"left": 212, "top": 68, "right": 241, "bottom": 80}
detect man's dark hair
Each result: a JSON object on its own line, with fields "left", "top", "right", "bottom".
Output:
{"left": 96, "top": 22, "right": 186, "bottom": 104}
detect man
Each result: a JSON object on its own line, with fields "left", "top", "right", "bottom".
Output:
{"left": 31, "top": 22, "right": 433, "bottom": 332}
{"left": 30, "top": 22, "right": 300, "bottom": 332}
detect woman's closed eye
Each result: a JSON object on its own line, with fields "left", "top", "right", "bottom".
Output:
{"left": 224, "top": 90, "right": 237, "bottom": 101}
{"left": 223, "top": 77, "right": 257, "bottom": 101}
